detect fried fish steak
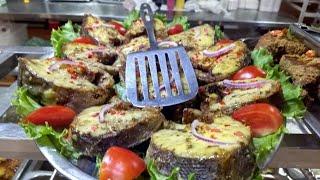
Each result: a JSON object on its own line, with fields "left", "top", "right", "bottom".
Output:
{"left": 279, "top": 54, "right": 320, "bottom": 87}
{"left": 189, "top": 40, "right": 248, "bottom": 83}
{"left": 255, "top": 29, "right": 307, "bottom": 58}
{"left": 125, "top": 18, "right": 167, "bottom": 41}
{"left": 70, "top": 101, "right": 166, "bottom": 156}
{"left": 62, "top": 42, "right": 117, "bottom": 65}
{"left": 19, "top": 58, "right": 114, "bottom": 111}
{"left": 200, "top": 78, "right": 280, "bottom": 114}
{"left": 166, "top": 24, "right": 215, "bottom": 51}
{"left": 146, "top": 115, "right": 255, "bottom": 180}
{"left": 82, "top": 14, "right": 125, "bottom": 46}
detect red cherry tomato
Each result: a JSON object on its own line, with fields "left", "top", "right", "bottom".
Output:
{"left": 26, "top": 106, "right": 76, "bottom": 128}
{"left": 109, "top": 21, "right": 127, "bottom": 35}
{"left": 167, "top": 24, "right": 184, "bottom": 35}
{"left": 73, "top": 37, "right": 96, "bottom": 45}
{"left": 232, "top": 103, "right": 283, "bottom": 137}
{"left": 232, "top": 66, "right": 266, "bottom": 80}
{"left": 99, "top": 146, "right": 146, "bottom": 180}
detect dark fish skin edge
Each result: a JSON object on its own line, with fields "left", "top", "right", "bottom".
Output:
{"left": 18, "top": 58, "right": 113, "bottom": 112}
{"left": 146, "top": 142, "right": 256, "bottom": 180}
{"left": 71, "top": 115, "right": 165, "bottom": 156}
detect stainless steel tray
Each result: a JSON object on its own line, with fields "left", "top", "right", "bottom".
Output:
{"left": 0, "top": 26, "right": 320, "bottom": 179}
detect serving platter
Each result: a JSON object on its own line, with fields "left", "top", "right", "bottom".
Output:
{"left": 0, "top": 23, "right": 320, "bottom": 179}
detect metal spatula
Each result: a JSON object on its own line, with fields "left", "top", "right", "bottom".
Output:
{"left": 125, "top": 3, "right": 198, "bottom": 107}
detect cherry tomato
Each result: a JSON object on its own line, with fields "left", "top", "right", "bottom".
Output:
{"left": 73, "top": 37, "right": 96, "bottom": 45}
{"left": 26, "top": 106, "right": 76, "bottom": 128}
{"left": 99, "top": 146, "right": 146, "bottom": 180}
{"left": 167, "top": 24, "right": 184, "bottom": 35}
{"left": 109, "top": 21, "right": 127, "bottom": 35}
{"left": 232, "top": 103, "right": 283, "bottom": 137}
{"left": 232, "top": 66, "right": 266, "bottom": 80}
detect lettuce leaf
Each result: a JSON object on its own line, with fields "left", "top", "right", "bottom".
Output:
{"left": 147, "top": 160, "right": 180, "bottom": 180}
{"left": 154, "top": 12, "right": 167, "bottom": 24}
{"left": 251, "top": 48, "right": 306, "bottom": 118}
{"left": 123, "top": 10, "right": 140, "bottom": 29}
{"left": 21, "top": 123, "right": 81, "bottom": 160}
{"left": 253, "top": 126, "right": 284, "bottom": 164}
{"left": 11, "top": 87, "right": 41, "bottom": 117}
{"left": 167, "top": 16, "right": 190, "bottom": 30}
{"left": 147, "top": 160, "right": 195, "bottom": 180}
{"left": 50, "top": 21, "right": 80, "bottom": 57}
{"left": 214, "top": 25, "right": 224, "bottom": 41}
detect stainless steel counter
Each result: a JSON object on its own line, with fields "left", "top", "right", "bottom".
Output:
{"left": 0, "top": 0, "right": 295, "bottom": 26}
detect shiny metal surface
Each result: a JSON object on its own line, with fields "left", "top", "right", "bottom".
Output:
{"left": 0, "top": 0, "right": 295, "bottom": 26}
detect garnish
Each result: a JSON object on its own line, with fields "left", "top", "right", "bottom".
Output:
{"left": 191, "top": 120, "right": 236, "bottom": 146}
{"left": 11, "top": 87, "right": 41, "bottom": 117}
{"left": 203, "top": 43, "right": 235, "bottom": 57}
{"left": 251, "top": 48, "right": 306, "bottom": 118}
{"left": 222, "top": 79, "right": 267, "bottom": 89}
{"left": 50, "top": 21, "right": 80, "bottom": 58}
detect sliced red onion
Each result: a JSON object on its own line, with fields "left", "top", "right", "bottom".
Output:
{"left": 87, "top": 46, "right": 107, "bottom": 54}
{"left": 203, "top": 43, "right": 236, "bottom": 57}
{"left": 88, "top": 23, "right": 115, "bottom": 29}
{"left": 158, "top": 41, "right": 178, "bottom": 47}
{"left": 191, "top": 119, "right": 236, "bottom": 146}
{"left": 191, "top": 120, "right": 234, "bottom": 146}
{"left": 222, "top": 79, "right": 267, "bottom": 89}
{"left": 99, "top": 104, "right": 114, "bottom": 123}
{"left": 48, "top": 60, "right": 79, "bottom": 71}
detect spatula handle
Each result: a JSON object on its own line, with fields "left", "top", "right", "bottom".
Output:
{"left": 140, "top": 3, "right": 158, "bottom": 50}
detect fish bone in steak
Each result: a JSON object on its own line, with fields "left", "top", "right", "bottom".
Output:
{"left": 70, "top": 102, "right": 166, "bottom": 156}
{"left": 18, "top": 57, "right": 114, "bottom": 111}
{"left": 62, "top": 42, "right": 117, "bottom": 65}
{"left": 82, "top": 15, "right": 125, "bottom": 46}
{"left": 200, "top": 78, "right": 280, "bottom": 114}
{"left": 146, "top": 115, "right": 255, "bottom": 180}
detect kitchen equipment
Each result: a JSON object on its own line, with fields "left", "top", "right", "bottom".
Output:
{"left": 125, "top": 3, "right": 198, "bottom": 107}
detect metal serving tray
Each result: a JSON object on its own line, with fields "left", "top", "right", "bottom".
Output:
{"left": 0, "top": 24, "right": 320, "bottom": 179}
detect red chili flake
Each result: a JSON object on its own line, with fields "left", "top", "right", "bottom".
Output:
{"left": 198, "top": 86, "right": 206, "bottom": 93}
{"left": 234, "top": 131, "right": 244, "bottom": 138}
{"left": 210, "top": 128, "right": 221, "bottom": 133}
{"left": 91, "top": 125, "right": 98, "bottom": 132}
{"left": 87, "top": 52, "right": 93, "bottom": 58}
{"left": 219, "top": 101, "right": 225, "bottom": 105}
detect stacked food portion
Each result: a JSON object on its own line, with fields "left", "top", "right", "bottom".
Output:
{"left": 11, "top": 11, "right": 318, "bottom": 180}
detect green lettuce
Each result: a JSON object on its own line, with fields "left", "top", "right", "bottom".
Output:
{"left": 11, "top": 87, "right": 41, "bottom": 117}
{"left": 251, "top": 48, "right": 306, "bottom": 118}
{"left": 253, "top": 126, "right": 284, "bottom": 164}
{"left": 21, "top": 123, "right": 81, "bottom": 160}
{"left": 214, "top": 25, "right": 224, "bottom": 41}
{"left": 123, "top": 10, "right": 140, "bottom": 29}
{"left": 154, "top": 12, "right": 167, "bottom": 24}
{"left": 147, "top": 160, "right": 195, "bottom": 180}
{"left": 50, "top": 21, "right": 80, "bottom": 57}
{"left": 167, "top": 16, "right": 190, "bottom": 30}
